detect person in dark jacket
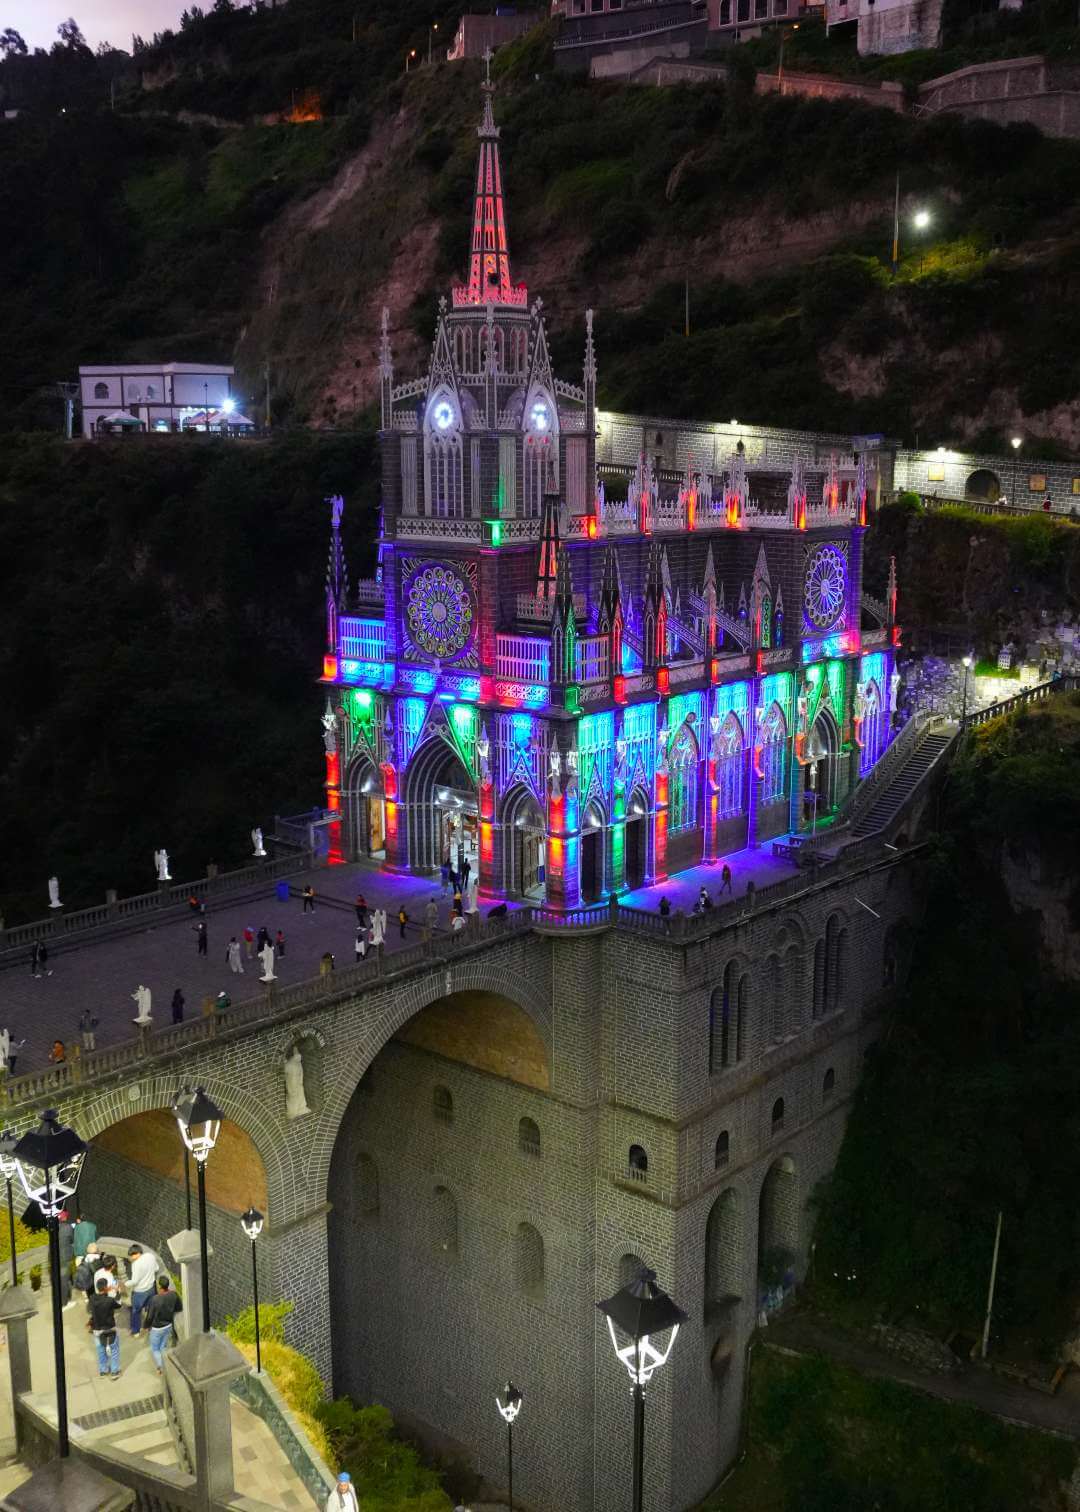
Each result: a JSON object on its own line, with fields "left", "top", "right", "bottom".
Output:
{"left": 143, "top": 1276, "right": 183, "bottom": 1374}
{"left": 171, "top": 989, "right": 185, "bottom": 1024}
{"left": 87, "top": 1278, "right": 122, "bottom": 1377}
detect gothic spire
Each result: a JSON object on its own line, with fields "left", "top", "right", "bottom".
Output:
{"left": 325, "top": 493, "right": 349, "bottom": 652}
{"left": 642, "top": 542, "right": 666, "bottom": 669}
{"left": 550, "top": 545, "right": 577, "bottom": 685}
{"left": 453, "top": 67, "right": 528, "bottom": 310}
{"left": 536, "top": 468, "right": 561, "bottom": 603}
{"left": 379, "top": 306, "right": 393, "bottom": 430}
{"left": 583, "top": 307, "right": 596, "bottom": 417}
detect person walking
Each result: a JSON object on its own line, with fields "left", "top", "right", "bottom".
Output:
{"left": 719, "top": 862, "right": 733, "bottom": 895}
{"left": 243, "top": 926, "right": 255, "bottom": 960}
{"left": 127, "top": 1244, "right": 159, "bottom": 1337}
{"left": 460, "top": 855, "right": 471, "bottom": 894}
{"left": 226, "top": 937, "right": 244, "bottom": 975}
{"left": 73, "top": 1215, "right": 98, "bottom": 1264}
{"left": 658, "top": 895, "right": 671, "bottom": 933}
{"left": 256, "top": 925, "right": 269, "bottom": 954}
{"left": 30, "top": 940, "right": 52, "bottom": 978}
{"left": 355, "top": 927, "right": 368, "bottom": 963}
{"left": 195, "top": 920, "right": 208, "bottom": 957}
{"left": 326, "top": 1471, "right": 360, "bottom": 1512}
{"left": 319, "top": 952, "right": 335, "bottom": 977}
{"left": 302, "top": 885, "right": 316, "bottom": 914}
{"left": 87, "top": 1277, "right": 122, "bottom": 1379}
{"left": 354, "top": 894, "right": 368, "bottom": 927}
{"left": 397, "top": 904, "right": 409, "bottom": 940}
{"left": 171, "top": 988, "right": 185, "bottom": 1024}
{"left": 143, "top": 1275, "right": 183, "bottom": 1375}
{"left": 452, "top": 885, "right": 463, "bottom": 918}
{"left": 3, "top": 1035, "right": 24, "bottom": 1076}
{"left": 423, "top": 898, "right": 439, "bottom": 941}
{"left": 78, "top": 1010, "right": 98, "bottom": 1052}
{"left": 57, "top": 1209, "right": 75, "bottom": 1306}
{"left": 94, "top": 1254, "right": 125, "bottom": 1304}
{"left": 49, "top": 1039, "right": 66, "bottom": 1065}
{"left": 275, "top": 929, "right": 286, "bottom": 958}
{"left": 698, "top": 886, "right": 712, "bottom": 913}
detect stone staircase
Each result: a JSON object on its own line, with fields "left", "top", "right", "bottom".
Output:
{"left": 73, "top": 1393, "right": 179, "bottom": 1468}
{"left": 850, "top": 732, "right": 953, "bottom": 838}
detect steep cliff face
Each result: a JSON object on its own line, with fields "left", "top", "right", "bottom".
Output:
{"left": 999, "top": 842, "right": 1080, "bottom": 982}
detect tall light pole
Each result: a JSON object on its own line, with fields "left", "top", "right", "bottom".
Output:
{"left": 961, "top": 653, "right": 973, "bottom": 725}
{"left": 1010, "top": 435, "right": 1022, "bottom": 506}
{"left": 203, "top": 380, "right": 210, "bottom": 433}
{"left": 428, "top": 20, "right": 439, "bottom": 63}
{"left": 0, "top": 1129, "right": 21, "bottom": 1287}
{"left": 598, "top": 1269, "right": 686, "bottom": 1512}
{"left": 776, "top": 23, "right": 798, "bottom": 96}
{"left": 405, "top": 47, "right": 417, "bottom": 71}
{"left": 173, "top": 1087, "right": 223, "bottom": 1333}
{"left": 13, "top": 1111, "right": 88, "bottom": 1458}
{"left": 240, "top": 1207, "right": 264, "bottom": 1374}
{"left": 495, "top": 1382, "right": 522, "bottom": 1512}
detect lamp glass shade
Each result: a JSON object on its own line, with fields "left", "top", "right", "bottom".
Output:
{"left": 496, "top": 1382, "right": 523, "bottom": 1423}
{"left": 12, "top": 1111, "right": 87, "bottom": 1218}
{"left": 0, "top": 1128, "right": 20, "bottom": 1182}
{"left": 597, "top": 1269, "right": 687, "bottom": 1387}
{"left": 173, "top": 1086, "right": 223, "bottom": 1164}
{"left": 241, "top": 1206, "right": 264, "bottom": 1241}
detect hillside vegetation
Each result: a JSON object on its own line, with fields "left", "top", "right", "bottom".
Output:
{"left": 3, "top": 16, "right": 1080, "bottom": 448}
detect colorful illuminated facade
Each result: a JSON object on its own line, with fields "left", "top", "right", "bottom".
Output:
{"left": 318, "top": 77, "right": 901, "bottom": 905}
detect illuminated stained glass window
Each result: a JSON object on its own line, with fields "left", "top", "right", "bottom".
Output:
{"left": 860, "top": 679, "right": 883, "bottom": 775}
{"left": 761, "top": 702, "right": 787, "bottom": 804}
{"left": 669, "top": 725, "right": 699, "bottom": 834}
{"left": 715, "top": 713, "right": 745, "bottom": 820}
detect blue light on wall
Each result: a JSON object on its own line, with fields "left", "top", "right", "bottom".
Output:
{"left": 399, "top": 667, "right": 438, "bottom": 694}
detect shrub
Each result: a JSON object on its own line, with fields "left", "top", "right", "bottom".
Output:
{"left": 224, "top": 1297, "right": 292, "bottom": 1346}
{"left": 315, "top": 1400, "right": 452, "bottom": 1512}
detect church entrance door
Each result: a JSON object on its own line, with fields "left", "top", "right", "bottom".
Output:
{"left": 580, "top": 823, "right": 602, "bottom": 903}
{"left": 625, "top": 816, "right": 646, "bottom": 890}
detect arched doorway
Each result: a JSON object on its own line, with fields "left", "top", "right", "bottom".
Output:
{"left": 580, "top": 801, "right": 605, "bottom": 903}
{"left": 757, "top": 1155, "right": 798, "bottom": 1316}
{"left": 666, "top": 722, "right": 703, "bottom": 874}
{"left": 345, "top": 754, "right": 385, "bottom": 860}
{"left": 965, "top": 468, "right": 1001, "bottom": 503}
{"left": 624, "top": 788, "right": 648, "bottom": 890}
{"left": 502, "top": 786, "right": 546, "bottom": 900}
{"left": 805, "top": 709, "right": 839, "bottom": 826}
{"left": 858, "top": 678, "right": 883, "bottom": 776}
{"left": 404, "top": 736, "right": 478, "bottom": 875}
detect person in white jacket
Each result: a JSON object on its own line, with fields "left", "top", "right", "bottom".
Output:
{"left": 326, "top": 1470, "right": 358, "bottom": 1511}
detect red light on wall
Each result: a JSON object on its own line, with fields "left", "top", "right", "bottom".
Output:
{"left": 687, "top": 493, "right": 696, "bottom": 532}
{"left": 657, "top": 667, "right": 670, "bottom": 694}
{"left": 384, "top": 800, "right": 398, "bottom": 848}
{"left": 549, "top": 792, "right": 565, "bottom": 835}
{"left": 323, "top": 655, "right": 338, "bottom": 680}
{"left": 614, "top": 675, "right": 626, "bottom": 704}
{"left": 380, "top": 761, "right": 398, "bottom": 801}
{"left": 480, "top": 820, "right": 494, "bottom": 866}
{"left": 480, "top": 779, "right": 494, "bottom": 822}
{"left": 755, "top": 651, "right": 765, "bottom": 676}
{"left": 587, "top": 515, "right": 598, "bottom": 540}
{"left": 710, "top": 658, "right": 720, "bottom": 684}
{"left": 655, "top": 770, "right": 668, "bottom": 809}
{"left": 326, "top": 788, "right": 341, "bottom": 812}
{"left": 892, "top": 625, "right": 902, "bottom": 646}
{"left": 325, "top": 752, "right": 340, "bottom": 786}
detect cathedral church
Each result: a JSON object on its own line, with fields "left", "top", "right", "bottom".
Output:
{"left": 318, "top": 72, "right": 900, "bottom": 904}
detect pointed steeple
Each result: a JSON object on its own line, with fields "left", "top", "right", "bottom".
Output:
{"left": 525, "top": 302, "right": 554, "bottom": 401}
{"left": 325, "top": 494, "right": 349, "bottom": 652}
{"left": 702, "top": 543, "right": 717, "bottom": 654}
{"left": 773, "top": 582, "right": 785, "bottom": 646}
{"left": 597, "top": 545, "right": 624, "bottom": 675}
{"left": 550, "top": 546, "right": 577, "bottom": 686}
{"left": 453, "top": 67, "right": 528, "bottom": 310}
{"left": 642, "top": 542, "right": 666, "bottom": 669}
{"left": 887, "top": 554, "right": 898, "bottom": 625}
{"left": 536, "top": 461, "right": 561, "bottom": 603}
{"left": 583, "top": 307, "right": 596, "bottom": 419}
{"left": 379, "top": 306, "right": 393, "bottom": 430}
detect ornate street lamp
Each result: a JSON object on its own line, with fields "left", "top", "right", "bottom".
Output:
{"left": 13, "top": 1110, "right": 88, "bottom": 1457}
{"left": 0, "top": 1128, "right": 21, "bottom": 1287}
{"left": 173, "top": 1086, "right": 222, "bottom": 1333}
{"left": 495, "top": 1382, "right": 522, "bottom": 1512}
{"left": 597, "top": 1268, "right": 686, "bottom": 1512}
{"left": 961, "top": 653, "right": 973, "bottom": 726}
{"left": 240, "top": 1206, "right": 264, "bottom": 1374}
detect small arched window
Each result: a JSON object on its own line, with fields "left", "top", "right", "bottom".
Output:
{"left": 432, "top": 1185, "right": 458, "bottom": 1255}
{"left": 433, "top": 1085, "right": 453, "bottom": 1125}
{"left": 619, "top": 1251, "right": 646, "bottom": 1288}
{"left": 771, "top": 1097, "right": 785, "bottom": 1134}
{"left": 357, "top": 1153, "right": 379, "bottom": 1216}
{"left": 93, "top": 381, "right": 108, "bottom": 400}
{"left": 822, "top": 1067, "right": 836, "bottom": 1102}
{"left": 628, "top": 1144, "right": 648, "bottom": 1181}
{"left": 518, "top": 1116, "right": 541, "bottom": 1158}
{"left": 714, "top": 1131, "right": 730, "bottom": 1169}
{"left": 514, "top": 1222, "right": 544, "bottom": 1299}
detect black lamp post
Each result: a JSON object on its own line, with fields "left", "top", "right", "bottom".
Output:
{"left": 597, "top": 1269, "right": 686, "bottom": 1512}
{"left": 495, "top": 1382, "right": 522, "bottom": 1512}
{"left": 173, "top": 1086, "right": 222, "bottom": 1333}
{"left": 0, "top": 1128, "right": 21, "bottom": 1287}
{"left": 13, "top": 1110, "right": 88, "bottom": 1458}
{"left": 240, "top": 1206, "right": 264, "bottom": 1373}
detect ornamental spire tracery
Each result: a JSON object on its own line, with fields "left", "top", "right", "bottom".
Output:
{"left": 453, "top": 65, "right": 528, "bottom": 310}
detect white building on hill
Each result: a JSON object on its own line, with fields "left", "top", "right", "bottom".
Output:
{"left": 79, "top": 362, "right": 235, "bottom": 438}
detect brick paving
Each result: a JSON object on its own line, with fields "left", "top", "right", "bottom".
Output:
{"left": 0, "top": 845, "right": 799, "bottom": 1078}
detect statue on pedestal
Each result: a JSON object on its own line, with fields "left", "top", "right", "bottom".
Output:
{"left": 321, "top": 703, "right": 338, "bottom": 755}
{"left": 889, "top": 670, "right": 901, "bottom": 714}
{"left": 259, "top": 942, "right": 276, "bottom": 982}
{"left": 48, "top": 877, "right": 62, "bottom": 910}
{"left": 131, "top": 984, "right": 153, "bottom": 1025}
{"left": 154, "top": 849, "right": 171, "bottom": 883}
{"left": 284, "top": 1045, "right": 311, "bottom": 1119}
{"left": 251, "top": 827, "right": 267, "bottom": 858}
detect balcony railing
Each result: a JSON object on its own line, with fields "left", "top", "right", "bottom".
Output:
{"left": 338, "top": 617, "right": 386, "bottom": 662}
{"left": 574, "top": 635, "right": 610, "bottom": 684}
{"left": 496, "top": 633, "right": 551, "bottom": 683}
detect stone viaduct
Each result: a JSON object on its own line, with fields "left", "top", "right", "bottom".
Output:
{"left": 2, "top": 845, "right": 926, "bottom": 1512}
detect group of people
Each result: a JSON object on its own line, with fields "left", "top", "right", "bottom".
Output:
{"left": 66, "top": 1217, "right": 183, "bottom": 1378}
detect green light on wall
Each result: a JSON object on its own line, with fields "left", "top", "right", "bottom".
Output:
{"left": 485, "top": 519, "right": 502, "bottom": 547}
{"left": 353, "top": 690, "right": 373, "bottom": 708}
{"left": 564, "top": 685, "right": 581, "bottom": 714}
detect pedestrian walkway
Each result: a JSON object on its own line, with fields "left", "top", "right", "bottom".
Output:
{"left": 767, "top": 1311, "right": 1080, "bottom": 1440}
{"left": 0, "top": 1257, "right": 313, "bottom": 1508}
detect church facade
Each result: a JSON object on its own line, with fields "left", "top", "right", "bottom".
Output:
{"left": 318, "top": 77, "right": 901, "bottom": 905}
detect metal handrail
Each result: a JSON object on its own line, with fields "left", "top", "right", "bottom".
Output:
{"left": 961, "top": 673, "right": 1079, "bottom": 728}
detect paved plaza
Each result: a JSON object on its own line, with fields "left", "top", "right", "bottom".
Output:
{"left": 0, "top": 846, "right": 799, "bottom": 1078}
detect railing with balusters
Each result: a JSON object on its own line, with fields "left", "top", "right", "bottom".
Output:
{"left": 495, "top": 634, "right": 550, "bottom": 682}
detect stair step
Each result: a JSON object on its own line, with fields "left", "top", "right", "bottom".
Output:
{"left": 116, "top": 1424, "right": 174, "bottom": 1455}
{"left": 81, "top": 1409, "right": 168, "bottom": 1446}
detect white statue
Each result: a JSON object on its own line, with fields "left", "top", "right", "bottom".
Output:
{"left": 889, "top": 670, "right": 901, "bottom": 714}
{"left": 130, "top": 985, "right": 152, "bottom": 1025}
{"left": 466, "top": 878, "right": 480, "bottom": 915}
{"left": 565, "top": 750, "right": 579, "bottom": 798}
{"left": 154, "top": 849, "right": 171, "bottom": 882}
{"left": 284, "top": 1046, "right": 311, "bottom": 1119}
{"left": 251, "top": 827, "right": 266, "bottom": 858}
{"left": 548, "top": 745, "right": 562, "bottom": 798}
{"left": 476, "top": 724, "right": 492, "bottom": 783}
{"left": 370, "top": 909, "right": 385, "bottom": 948}
{"left": 48, "top": 877, "right": 62, "bottom": 910}
{"left": 321, "top": 703, "right": 338, "bottom": 755}
{"left": 656, "top": 728, "right": 669, "bottom": 779}
{"left": 797, "top": 692, "right": 809, "bottom": 734}
{"left": 259, "top": 941, "right": 276, "bottom": 982}
{"left": 614, "top": 737, "right": 628, "bottom": 784}
{"left": 854, "top": 682, "right": 867, "bottom": 722}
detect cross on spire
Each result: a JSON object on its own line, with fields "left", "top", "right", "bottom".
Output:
{"left": 482, "top": 45, "right": 493, "bottom": 86}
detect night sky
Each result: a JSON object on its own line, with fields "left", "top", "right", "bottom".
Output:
{"left": 6, "top": 1, "right": 187, "bottom": 51}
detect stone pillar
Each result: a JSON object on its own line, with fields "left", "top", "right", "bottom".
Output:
{"left": 0, "top": 1459, "right": 134, "bottom": 1512}
{"left": 167, "top": 1229, "right": 213, "bottom": 1339}
{"left": 166, "top": 1332, "right": 249, "bottom": 1511}
{"left": 0, "top": 1286, "right": 37, "bottom": 1460}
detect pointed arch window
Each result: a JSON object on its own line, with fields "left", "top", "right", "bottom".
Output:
{"left": 715, "top": 713, "right": 745, "bottom": 821}
{"left": 669, "top": 724, "right": 699, "bottom": 834}
{"left": 761, "top": 703, "right": 787, "bottom": 805}
{"left": 425, "top": 394, "right": 465, "bottom": 520}
{"left": 859, "top": 679, "right": 883, "bottom": 776}
{"left": 759, "top": 593, "right": 772, "bottom": 649}
{"left": 93, "top": 381, "right": 109, "bottom": 400}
